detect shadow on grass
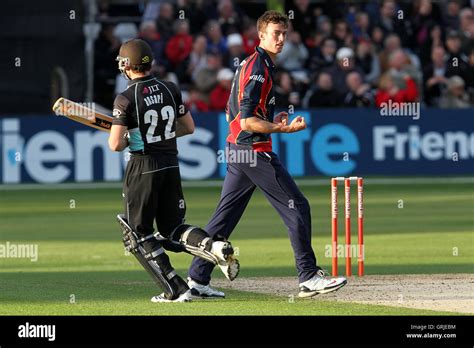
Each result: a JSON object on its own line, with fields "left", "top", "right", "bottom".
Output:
{"left": 1, "top": 263, "right": 472, "bottom": 302}
{"left": 0, "top": 270, "right": 268, "bottom": 303}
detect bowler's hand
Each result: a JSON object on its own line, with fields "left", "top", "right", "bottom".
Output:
{"left": 281, "top": 115, "right": 306, "bottom": 133}
{"left": 273, "top": 111, "right": 289, "bottom": 126}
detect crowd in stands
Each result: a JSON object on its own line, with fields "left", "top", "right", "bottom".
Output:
{"left": 93, "top": 0, "right": 474, "bottom": 110}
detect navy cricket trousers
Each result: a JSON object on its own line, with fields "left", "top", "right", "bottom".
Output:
{"left": 188, "top": 143, "right": 320, "bottom": 284}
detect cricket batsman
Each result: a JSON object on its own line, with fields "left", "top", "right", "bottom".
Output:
{"left": 109, "top": 39, "right": 239, "bottom": 302}
{"left": 187, "top": 11, "right": 347, "bottom": 298}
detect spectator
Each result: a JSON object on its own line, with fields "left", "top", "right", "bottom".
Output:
{"left": 185, "top": 87, "right": 209, "bottom": 112}
{"left": 305, "top": 72, "right": 342, "bottom": 108}
{"left": 412, "top": 0, "right": 440, "bottom": 65}
{"left": 440, "top": 75, "right": 470, "bottom": 108}
{"left": 165, "top": 19, "right": 193, "bottom": 67}
{"left": 307, "top": 37, "right": 337, "bottom": 78}
{"left": 379, "top": 34, "right": 421, "bottom": 73}
{"left": 274, "top": 70, "right": 301, "bottom": 109}
{"left": 111, "top": 0, "right": 474, "bottom": 108}
{"left": 241, "top": 19, "right": 259, "bottom": 56}
{"left": 355, "top": 39, "right": 381, "bottom": 84}
{"left": 375, "top": 73, "right": 418, "bottom": 107}
{"left": 94, "top": 23, "right": 121, "bottom": 106}
{"left": 276, "top": 29, "right": 309, "bottom": 80}
{"left": 465, "top": 48, "right": 474, "bottom": 95}
{"left": 176, "top": 34, "right": 208, "bottom": 85}
{"left": 206, "top": 20, "right": 228, "bottom": 56}
{"left": 155, "top": 1, "right": 175, "bottom": 41}
{"left": 445, "top": 30, "right": 469, "bottom": 77}
{"left": 333, "top": 19, "right": 353, "bottom": 49}
{"left": 428, "top": 25, "right": 444, "bottom": 53}
{"left": 375, "top": 0, "right": 411, "bottom": 48}
{"left": 459, "top": 8, "right": 474, "bottom": 54}
{"left": 224, "top": 33, "right": 246, "bottom": 71}
{"left": 287, "top": 0, "right": 317, "bottom": 43}
{"left": 324, "top": 47, "right": 365, "bottom": 94}
{"left": 142, "top": 0, "right": 160, "bottom": 23}
{"left": 176, "top": 0, "right": 208, "bottom": 34}
{"left": 387, "top": 49, "right": 422, "bottom": 90}
{"left": 305, "top": 30, "right": 326, "bottom": 57}
{"left": 345, "top": 4, "right": 358, "bottom": 29}
{"left": 352, "top": 11, "right": 371, "bottom": 41}
{"left": 343, "top": 71, "right": 374, "bottom": 107}
{"left": 139, "top": 21, "right": 167, "bottom": 68}
{"left": 194, "top": 51, "right": 222, "bottom": 93}
{"left": 217, "top": 0, "right": 243, "bottom": 36}
{"left": 317, "top": 15, "right": 333, "bottom": 38}
{"left": 459, "top": 7, "right": 473, "bottom": 38}
{"left": 423, "top": 46, "right": 449, "bottom": 106}
{"left": 442, "top": 0, "right": 461, "bottom": 31}
{"left": 209, "top": 68, "right": 234, "bottom": 111}
{"left": 371, "top": 25, "right": 386, "bottom": 53}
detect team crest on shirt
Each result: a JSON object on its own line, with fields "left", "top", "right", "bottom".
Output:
{"left": 113, "top": 109, "right": 122, "bottom": 117}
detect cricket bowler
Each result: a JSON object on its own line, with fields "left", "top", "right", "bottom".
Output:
{"left": 187, "top": 11, "right": 347, "bottom": 298}
{"left": 109, "top": 39, "right": 239, "bottom": 302}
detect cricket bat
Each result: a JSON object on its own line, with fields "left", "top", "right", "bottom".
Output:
{"left": 52, "top": 97, "right": 113, "bottom": 132}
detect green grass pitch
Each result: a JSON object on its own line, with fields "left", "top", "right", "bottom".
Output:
{"left": 0, "top": 180, "right": 472, "bottom": 315}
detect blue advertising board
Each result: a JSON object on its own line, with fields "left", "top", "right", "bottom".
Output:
{"left": 0, "top": 109, "right": 473, "bottom": 184}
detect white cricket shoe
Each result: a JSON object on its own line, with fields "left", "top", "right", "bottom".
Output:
{"left": 298, "top": 270, "right": 347, "bottom": 298}
{"left": 211, "top": 241, "right": 240, "bottom": 281}
{"left": 187, "top": 278, "right": 225, "bottom": 298}
{"left": 151, "top": 290, "right": 192, "bottom": 303}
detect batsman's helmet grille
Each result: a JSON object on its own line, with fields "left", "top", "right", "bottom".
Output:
{"left": 116, "top": 39, "right": 153, "bottom": 77}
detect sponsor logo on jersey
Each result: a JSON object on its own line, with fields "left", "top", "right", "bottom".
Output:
{"left": 143, "top": 84, "right": 160, "bottom": 95}
{"left": 148, "top": 84, "right": 160, "bottom": 93}
{"left": 249, "top": 74, "right": 265, "bottom": 83}
{"left": 268, "top": 96, "right": 275, "bottom": 105}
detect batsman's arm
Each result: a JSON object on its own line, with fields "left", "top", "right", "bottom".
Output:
{"left": 176, "top": 111, "right": 195, "bottom": 137}
{"left": 109, "top": 125, "right": 129, "bottom": 151}
{"left": 110, "top": 94, "right": 132, "bottom": 151}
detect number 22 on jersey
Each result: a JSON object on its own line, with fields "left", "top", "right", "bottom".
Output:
{"left": 143, "top": 105, "right": 175, "bottom": 143}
